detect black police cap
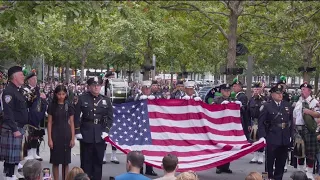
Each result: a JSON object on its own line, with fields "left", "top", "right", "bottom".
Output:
{"left": 8, "top": 66, "right": 22, "bottom": 78}
{"left": 176, "top": 80, "right": 184, "bottom": 85}
{"left": 151, "top": 80, "right": 158, "bottom": 85}
{"left": 87, "top": 77, "right": 103, "bottom": 86}
{"left": 300, "top": 82, "right": 312, "bottom": 89}
{"left": 220, "top": 84, "right": 231, "bottom": 91}
{"left": 253, "top": 82, "right": 262, "bottom": 88}
{"left": 269, "top": 84, "right": 283, "bottom": 93}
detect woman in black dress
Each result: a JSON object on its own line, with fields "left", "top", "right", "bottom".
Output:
{"left": 47, "top": 85, "right": 75, "bottom": 180}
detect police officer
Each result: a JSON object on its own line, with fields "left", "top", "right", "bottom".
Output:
{"left": 232, "top": 78, "right": 250, "bottom": 140}
{"left": 0, "top": 66, "right": 29, "bottom": 180}
{"left": 276, "top": 76, "right": 290, "bottom": 102}
{"left": 170, "top": 80, "right": 185, "bottom": 99}
{"left": 74, "top": 76, "right": 113, "bottom": 180}
{"left": 213, "top": 84, "right": 234, "bottom": 174}
{"left": 248, "top": 82, "right": 266, "bottom": 164}
{"left": 23, "top": 70, "right": 47, "bottom": 162}
{"left": 151, "top": 80, "right": 164, "bottom": 99}
{"left": 258, "top": 84, "right": 293, "bottom": 180}
{"left": 126, "top": 80, "right": 158, "bottom": 176}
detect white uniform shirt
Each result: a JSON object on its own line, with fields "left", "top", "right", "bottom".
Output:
{"left": 293, "top": 96, "right": 319, "bottom": 125}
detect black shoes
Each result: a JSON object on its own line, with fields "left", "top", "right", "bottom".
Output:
{"left": 216, "top": 168, "right": 232, "bottom": 174}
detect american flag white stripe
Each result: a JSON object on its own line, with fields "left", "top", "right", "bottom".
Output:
{"left": 107, "top": 99, "right": 266, "bottom": 172}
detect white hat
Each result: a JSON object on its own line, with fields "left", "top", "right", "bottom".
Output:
{"left": 141, "top": 80, "right": 152, "bottom": 87}
{"left": 184, "top": 81, "right": 195, "bottom": 88}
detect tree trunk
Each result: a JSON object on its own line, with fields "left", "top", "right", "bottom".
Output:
{"left": 51, "top": 65, "right": 54, "bottom": 82}
{"left": 315, "top": 55, "right": 320, "bottom": 93}
{"left": 226, "top": 1, "right": 241, "bottom": 83}
{"left": 80, "top": 49, "right": 87, "bottom": 83}
{"left": 61, "top": 66, "right": 64, "bottom": 83}
{"left": 47, "top": 64, "right": 51, "bottom": 81}
{"left": 143, "top": 38, "right": 152, "bottom": 81}
{"left": 65, "top": 57, "right": 70, "bottom": 84}
{"left": 302, "top": 43, "right": 314, "bottom": 82}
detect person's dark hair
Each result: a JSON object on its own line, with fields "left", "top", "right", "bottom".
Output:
{"left": 162, "top": 154, "right": 178, "bottom": 173}
{"left": 127, "top": 151, "right": 145, "bottom": 169}
{"left": 290, "top": 171, "right": 308, "bottom": 180}
{"left": 74, "top": 173, "right": 90, "bottom": 180}
{"left": 50, "top": 85, "right": 68, "bottom": 113}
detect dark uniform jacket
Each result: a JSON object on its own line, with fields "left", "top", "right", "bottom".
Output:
{"left": 75, "top": 92, "right": 113, "bottom": 143}
{"left": 248, "top": 95, "right": 266, "bottom": 122}
{"left": 27, "top": 85, "right": 47, "bottom": 127}
{"left": 236, "top": 91, "right": 250, "bottom": 131}
{"left": 258, "top": 100, "right": 293, "bottom": 146}
{"left": 152, "top": 91, "right": 164, "bottom": 99}
{"left": 2, "top": 82, "right": 28, "bottom": 132}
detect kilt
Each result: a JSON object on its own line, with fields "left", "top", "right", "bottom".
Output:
{"left": 0, "top": 127, "right": 25, "bottom": 164}
{"left": 298, "top": 126, "right": 320, "bottom": 160}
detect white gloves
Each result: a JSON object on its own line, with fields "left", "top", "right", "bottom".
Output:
{"left": 147, "top": 95, "right": 155, "bottom": 100}
{"left": 75, "top": 134, "right": 83, "bottom": 140}
{"left": 182, "top": 95, "right": 191, "bottom": 100}
{"left": 101, "top": 132, "right": 108, "bottom": 140}
{"left": 194, "top": 97, "right": 202, "bottom": 101}
{"left": 259, "top": 137, "right": 266, "bottom": 144}
{"left": 221, "top": 100, "right": 230, "bottom": 104}
{"left": 235, "top": 101, "right": 242, "bottom": 107}
{"left": 139, "top": 95, "right": 148, "bottom": 100}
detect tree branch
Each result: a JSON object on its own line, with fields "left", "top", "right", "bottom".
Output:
{"left": 241, "top": 13, "right": 271, "bottom": 21}
{"left": 201, "top": 26, "right": 214, "bottom": 38}
{"left": 174, "top": 2, "right": 228, "bottom": 39}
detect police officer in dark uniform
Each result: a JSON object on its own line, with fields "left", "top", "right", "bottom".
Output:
{"left": 0, "top": 66, "right": 29, "bottom": 180}
{"left": 23, "top": 70, "right": 47, "bottom": 162}
{"left": 276, "top": 76, "right": 290, "bottom": 102}
{"left": 232, "top": 78, "right": 250, "bottom": 140}
{"left": 74, "top": 76, "right": 113, "bottom": 180}
{"left": 126, "top": 80, "right": 158, "bottom": 176}
{"left": 151, "top": 80, "right": 164, "bottom": 99}
{"left": 213, "top": 84, "right": 234, "bottom": 174}
{"left": 248, "top": 82, "right": 266, "bottom": 164}
{"left": 170, "top": 80, "right": 185, "bottom": 99}
{"left": 258, "top": 84, "right": 293, "bottom": 180}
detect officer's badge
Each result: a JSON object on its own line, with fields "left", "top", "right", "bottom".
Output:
{"left": 4, "top": 95, "right": 12, "bottom": 103}
{"left": 304, "top": 84, "right": 307, "bottom": 87}
{"left": 226, "top": 84, "right": 229, "bottom": 88}
{"left": 259, "top": 105, "right": 264, "bottom": 112}
{"left": 102, "top": 100, "right": 107, "bottom": 105}
{"left": 278, "top": 85, "right": 281, "bottom": 88}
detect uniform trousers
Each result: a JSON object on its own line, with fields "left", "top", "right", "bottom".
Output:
{"left": 80, "top": 141, "right": 106, "bottom": 180}
{"left": 266, "top": 143, "right": 289, "bottom": 180}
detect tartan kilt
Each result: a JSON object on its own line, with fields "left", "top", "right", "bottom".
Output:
{"left": 299, "top": 126, "right": 320, "bottom": 160}
{"left": 0, "top": 127, "right": 24, "bottom": 164}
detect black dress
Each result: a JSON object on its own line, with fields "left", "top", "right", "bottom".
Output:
{"left": 47, "top": 102, "right": 74, "bottom": 165}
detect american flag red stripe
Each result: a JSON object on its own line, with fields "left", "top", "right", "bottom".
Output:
{"left": 106, "top": 99, "right": 265, "bottom": 172}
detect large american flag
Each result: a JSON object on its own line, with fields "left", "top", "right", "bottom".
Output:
{"left": 105, "top": 99, "right": 265, "bottom": 171}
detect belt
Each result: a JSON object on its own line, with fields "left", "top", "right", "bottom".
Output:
{"left": 274, "top": 122, "right": 290, "bottom": 129}
{"left": 83, "top": 118, "right": 101, "bottom": 125}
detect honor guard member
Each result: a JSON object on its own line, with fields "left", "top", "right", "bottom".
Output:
{"left": 213, "top": 84, "right": 234, "bottom": 174}
{"left": 151, "top": 80, "right": 164, "bottom": 99}
{"left": 100, "top": 72, "right": 119, "bottom": 165}
{"left": 126, "top": 80, "right": 158, "bottom": 176}
{"left": 74, "top": 76, "right": 113, "bottom": 180}
{"left": 277, "top": 76, "right": 290, "bottom": 102}
{"left": 293, "top": 82, "right": 319, "bottom": 179}
{"left": 23, "top": 70, "right": 47, "bottom": 162}
{"left": 258, "top": 85, "right": 293, "bottom": 180}
{"left": 170, "top": 80, "right": 185, "bottom": 99}
{"left": 248, "top": 82, "right": 266, "bottom": 164}
{"left": 232, "top": 78, "right": 250, "bottom": 140}
{"left": 181, "top": 81, "right": 202, "bottom": 101}
{"left": 0, "top": 66, "right": 29, "bottom": 180}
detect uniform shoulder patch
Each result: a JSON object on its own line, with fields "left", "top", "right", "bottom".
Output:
{"left": 4, "top": 95, "right": 12, "bottom": 104}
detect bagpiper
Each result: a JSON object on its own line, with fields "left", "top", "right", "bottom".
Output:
{"left": 248, "top": 82, "right": 266, "bottom": 164}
